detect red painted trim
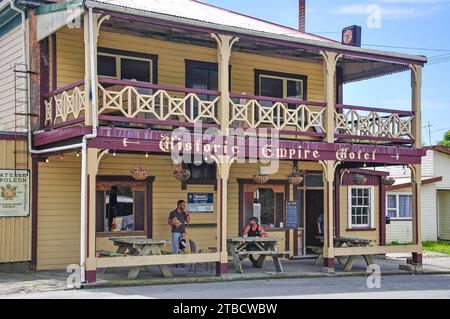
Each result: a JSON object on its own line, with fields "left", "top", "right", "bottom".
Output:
{"left": 0, "top": 132, "right": 28, "bottom": 141}
{"left": 380, "top": 183, "right": 386, "bottom": 246}
{"left": 42, "top": 80, "right": 85, "bottom": 99}
{"left": 85, "top": 270, "right": 96, "bottom": 283}
{"left": 349, "top": 168, "right": 389, "bottom": 177}
{"left": 323, "top": 257, "right": 334, "bottom": 268}
{"left": 285, "top": 230, "right": 290, "bottom": 255}
{"left": 215, "top": 262, "right": 228, "bottom": 276}
{"left": 230, "top": 93, "right": 325, "bottom": 107}
{"left": 412, "top": 253, "right": 422, "bottom": 264}
{"left": 335, "top": 104, "right": 414, "bottom": 116}
{"left": 51, "top": 33, "right": 57, "bottom": 123}
{"left": 87, "top": 174, "right": 90, "bottom": 258}
{"left": 335, "top": 134, "right": 414, "bottom": 144}
{"left": 31, "top": 158, "right": 39, "bottom": 270}
{"left": 219, "top": 178, "right": 223, "bottom": 252}
{"left": 146, "top": 177, "right": 154, "bottom": 238}
{"left": 99, "top": 115, "right": 220, "bottom": 129}
{"left": 98, "top": 77, "right": 220, "bottom": 96}
{"left": 94, "top": 9, "right": 424, "bottom": 66}
{"left": 424, "top": 145, "right": 450, "bottom": 156}
{"left": 293, "top": 229, "right": 298, "bottom": 256}
{"left": 345, "top": 228, "right": 377, "bottom": 232}
{"left": 32, "top": 126, "right": 92, "bottom": 146}
{"left": 386, "top": 176, "right": 443, "bottom": 191}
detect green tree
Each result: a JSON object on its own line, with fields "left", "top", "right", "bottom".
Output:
{"left": 439, "top": 130, "right": 450, "bottom": 147}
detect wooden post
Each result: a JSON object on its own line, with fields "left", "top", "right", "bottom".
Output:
{"left": 212, "top": 34, "right": 238, "bottom": 275}
{"left": 83, "top": 13, "right": 92, "bottom": 126}
{"left": 85, "top": 148, "right": 99, "bottom": 283}
{"left": 410, "top": 65, "right": 422, "bottom": 149}
{"left": 321, "top": 160, "right": 337, "bottom": 273}
{"left": 321, "top": 51, "right": 341, "bottom": 144}
{"left": 411, "top": 163, "right": 423, "bottom": 272}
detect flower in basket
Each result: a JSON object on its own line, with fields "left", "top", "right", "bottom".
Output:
{"left": 353, "top": 173, "right": 368, "bottom": 185}
{"left": 253, "top": 166, "right": 269, "bottom": 184}
{"left": 287, "top": 164, "right": 304, "bottom": 185}
{"left": 382, "top": 176, "right": 396, "bottom": 186}
{"left": 173, "top": 166, "right": 191, "bottom": 182}
{"left": 130, "top": 167, "right": 150, "bottom": 181}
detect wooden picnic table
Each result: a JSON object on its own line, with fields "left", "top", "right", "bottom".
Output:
{"left": 227, "top": 237, "right": 288, "bottom": 274}
{"left": 107, "top": 237, "right": 173, "bottom": 279}
{"left": 311, "top": 236, "right": 375, "bottom": 271}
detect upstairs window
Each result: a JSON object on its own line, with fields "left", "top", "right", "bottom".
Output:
{"left": 97, "top": 48, "right": 157, "bottom": 84}
{"left": 255, "top": 70, "right": 307, "bottom": 101}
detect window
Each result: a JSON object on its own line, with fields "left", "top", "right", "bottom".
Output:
{"left": 348, "top": 186, "right": 374, "bottom": 229}
{"left": 185, "top": 162, "right": 216, "bottom": 182}
{"left": 96, "top": 182, "right": 147, "bottom": 234}
{"left": 97, "top": 48, "right": 157, "bottom": 84}
{"left": 255, "top": 70, "right": 307, "bottom": 101}
{"left": 387, "top": 193, "right": 413, "bottom": 219}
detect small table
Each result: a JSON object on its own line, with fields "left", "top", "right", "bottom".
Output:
{"left": 108, "top": 237, "right": 173, "bottom": 279}
{"left": 312, "top": 236, "right": 374, "bottom": 271}
{"left": 227, "top": 237, "right": 287, "bottom": 274}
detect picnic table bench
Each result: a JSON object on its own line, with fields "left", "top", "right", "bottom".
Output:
{"left": 227, "top": 237, "right": 288, "bottom": 274}
{"left": 312, "top": 236, "right": 376, "bottom": 271}
{"left": 99, "top": 237, "right": 173, "bottom": 279}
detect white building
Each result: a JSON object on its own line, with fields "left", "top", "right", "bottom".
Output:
{"left": 381, "top": 146, "right": 450, "bottom": 243}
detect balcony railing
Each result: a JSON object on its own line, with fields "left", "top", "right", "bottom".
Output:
{"left": 97, "top": 77, "right": 220, "bottom": 128}
{"left": 229, "top": 93, "right": 326, "bottom": 137}
{"left": 334, "top": 104, "right": 414, "bottom": 143}
{"left": 41, "top": 79, "right": 416, "bottom": 145}
{"left": 42, "top": 80, "right": 86, "bottom": 128}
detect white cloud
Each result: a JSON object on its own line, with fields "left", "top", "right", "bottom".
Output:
{"left": 381, "top": 0, "right": 450, "bottom": 4}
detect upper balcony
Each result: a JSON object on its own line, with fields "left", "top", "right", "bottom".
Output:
{"left": 33, "top": 2, "right": 425, "bottom": 148}
{"left": 41, "top": 77, "right": 415, "bottom": 145}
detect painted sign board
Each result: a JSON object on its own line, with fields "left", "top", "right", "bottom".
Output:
{"left": 0, "top": 170, "right": 30, "bottom": 217}
{"left": 286, "top": 201, "right": 299, "bottom": 229}
{"left": 187, "top": 193, "right": 214, "bottom": 213}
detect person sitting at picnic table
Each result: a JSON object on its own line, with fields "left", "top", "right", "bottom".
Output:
{"left": 243, "top": 217, "right": 268, "bottom": 238}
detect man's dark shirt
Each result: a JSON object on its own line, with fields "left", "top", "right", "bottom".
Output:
{"left": 168, "top": 209, "right": 188, "bottom": 233}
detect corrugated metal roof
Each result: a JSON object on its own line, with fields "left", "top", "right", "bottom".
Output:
{"left": 91, "top": 0, "right": 336, "bottom": 43}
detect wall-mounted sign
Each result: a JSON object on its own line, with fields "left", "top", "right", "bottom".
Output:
{"left": 187, "top": 193, "right": 214, "bottom": 213}
{"left": 0, "top": 170, "right": 30, "bottom": 217}
{"left": 286, "top": 201, "right": 299, "bottom": 229}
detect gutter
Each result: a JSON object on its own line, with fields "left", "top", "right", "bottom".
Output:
{"left": 84, "top": 0, "right": 427, "bottom": 65}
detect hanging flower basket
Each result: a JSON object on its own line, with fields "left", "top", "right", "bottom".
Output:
{"left": 131, "top": 167, "right": 150, "bottom": 181}
{"left": 287, "top": 164, "right": 304, "bottom": 185}
{"left": 173, "top": 166, "right": 191, "bottom": 182}
{"left": 382, "top": 176, "right": 396, "bottom": 186}
{"left": 253, "top": 167, "right": 269, "bottom": 184}
{"left": 353, "top": 173, "right": 368, "bottom": 185}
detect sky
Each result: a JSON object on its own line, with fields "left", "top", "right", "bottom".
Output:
{"left": 204, "top": 0, "right": 450, "bottom": 146}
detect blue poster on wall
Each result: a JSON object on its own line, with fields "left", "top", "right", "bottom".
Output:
{"left": 187, "top": 193, "right": 214, "bottom": 213}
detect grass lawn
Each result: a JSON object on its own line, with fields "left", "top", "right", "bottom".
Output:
{"left": 422, "top": 241, "right": 450, "bottom": 255}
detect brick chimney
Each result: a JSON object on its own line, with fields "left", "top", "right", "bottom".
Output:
{"left": 299, "top": 0, "right": 306, "bottom": 32}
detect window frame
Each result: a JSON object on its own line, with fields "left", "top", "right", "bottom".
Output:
{"left": 386, "top": 192, "right": 413, "bottom": 220}
{"left": 347, "top": 186, "right": 375, "bottom": 229}
{"left": 97, "top": 47, "right": 158, "bottom": 84}
{"left": 185, "top": 59, "right": 232, "bottom": 91}
{"left": 255, "top": 69, "right": 308, "bottom": 100}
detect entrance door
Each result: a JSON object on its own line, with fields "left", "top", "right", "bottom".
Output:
{"left": 305, "top": 190, "right": 324, "bottom": 251}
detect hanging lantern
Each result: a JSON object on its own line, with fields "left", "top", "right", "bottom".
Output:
{"left": 287, "top": 164, "right": 304, "bottom": 185}
{"left": 131, "top": 167, "right": 150, "bottom": 181}
{"left": 382, "top": 176, "right": 396, "bottom": 186}
{"left": 253, "top": 167, "right": 269, "bottom": 184}
{"left": 353, "top": 173, "right": 367, "bottom": 185}
{"left": 173, "top": 166, "right": 191, "bottom": 182}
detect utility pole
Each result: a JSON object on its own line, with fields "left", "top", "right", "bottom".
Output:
{"left": 423, "top": 122, "right": 433, "bottom": 146}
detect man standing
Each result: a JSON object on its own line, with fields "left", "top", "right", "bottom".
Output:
{"left": 168, "top": 200, "right": 190, "bottom": 253}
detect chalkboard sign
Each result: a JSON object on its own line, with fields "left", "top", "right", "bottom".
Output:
{"left": 286, "top": 201, "right": 299, "bottom": 229}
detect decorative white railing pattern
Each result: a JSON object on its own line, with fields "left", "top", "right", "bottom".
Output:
{"left": 43, "top": 80, "right": 86, "bottom": 126}
{"left": 334, "top": 105, "right": 414, "bottom": 141}
{"left": 229, "top": 94, "right": 326, "bottom": 134}
{"left": 97, "top": 78, "right": 220, "bottom": 125}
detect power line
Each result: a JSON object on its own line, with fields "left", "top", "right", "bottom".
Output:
{"left": 361, "top": 44, "right": 450, "bottom": 52}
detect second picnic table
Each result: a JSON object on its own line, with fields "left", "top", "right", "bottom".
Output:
{"left": 227, "top": 237, "right": 287, "bottom": 274}
{"left": 108, "top": 237, "right": 173, "bottom": 279}
{"left": 312, "top": 236, "right": 375, "bottom": 271}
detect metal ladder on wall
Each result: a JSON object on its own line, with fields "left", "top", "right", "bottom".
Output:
{"left": 13, "top": 63, "right": 37, "bottom": 176}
